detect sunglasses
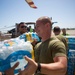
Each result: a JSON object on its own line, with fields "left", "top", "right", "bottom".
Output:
{"left": 20, "top": 26, "right": 27, "bottom": 28}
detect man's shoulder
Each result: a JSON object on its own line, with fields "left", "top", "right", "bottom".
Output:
{"left": 56, "top": 35, "right": 66, "bottom": 40}
{"left": 49, "top": 36, "right": 66, "bottom": 47}
{"left": 56, "top": 34, "right": 64, "bottom": 38}
{"left": 50, "top": 36, "right": 59, "bottom": 41}
{"left": 35, "top": 42, "right": 42, "bottom": 48}
{"left": 49, "top": 37, "right": 60, "bottom": 45}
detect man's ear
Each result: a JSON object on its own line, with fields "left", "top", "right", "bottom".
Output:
{"left": 46, "top": 23, "right": 50, "bottom": 27}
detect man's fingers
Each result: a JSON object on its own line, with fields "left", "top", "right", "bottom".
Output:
{"left": 12, "top": 62, "right": 19, "bottom": 69}
{"left": 24, "top": 56, "right": 33, "bottom": 63}
{"left": 18, "top": 70, "right": 27, "bottom": 75}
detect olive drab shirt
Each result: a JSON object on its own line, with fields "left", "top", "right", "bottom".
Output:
{"left": 34, "top": 37, "right": 67, "bottom": 75}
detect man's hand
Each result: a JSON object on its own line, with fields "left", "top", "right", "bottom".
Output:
{"left": 5, "top": 62, "right": 19, "bottom": 75}
{"left": 31, "top": 39, "right": 38, "bottom": 47}
{"left": 18, "top": 56, "right": 37, "bottom": 75}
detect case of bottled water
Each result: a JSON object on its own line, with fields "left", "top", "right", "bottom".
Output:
{"left": 65, "top": 36, "right": 75, "bottom": 75}
{"left": 0, "top": 37, "right": 34, "bottom": 74}
{"left": 19, "top": 32, "right": 41, "bottom": 42}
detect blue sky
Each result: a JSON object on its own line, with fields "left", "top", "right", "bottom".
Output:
{"left": 0, "top": 0, "right": 75, "bottom": 32}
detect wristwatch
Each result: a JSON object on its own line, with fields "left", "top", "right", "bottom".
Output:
{"left": 35, "top": 63, "right": 41, "bottom": 74}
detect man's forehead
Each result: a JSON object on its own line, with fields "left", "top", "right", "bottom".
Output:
{"left": 36, "top": 20, "right": 42, "bottom": 26}
{"left": 20, "top": 23, "right": 27, "bottom": 26}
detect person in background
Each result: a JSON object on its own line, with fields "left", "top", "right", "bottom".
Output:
{"left": 62, "top": 28, "right": 69, "bottom": 36}
{"left": 53, "top": 26, "right": 61, "bottom": 35}
{"left": 27, "top": 26, "right": 33, "bottom": 32}
{"left": 18, "top": 16, "right": 67, "bottom": 75}
{"left": 16, "top": 22, "right": 40, "bottom": 48}
{"left": 16, "top": 22, "right": 28, "bottom": 37}
{"left": 53, "top": 26, "right": 68, "bottom": 52}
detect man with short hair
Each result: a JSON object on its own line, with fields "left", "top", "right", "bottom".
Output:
{"left": 62, "top": 28, "right": 69, "bottom": 36}
{"left": 53, "top": 26, "right": 68, "bottom": 53}
{"left": 18, "top": 16, "right": 67, "bottom": 75}
{"left": 16, "top": 22, "right": 28, "bottom": 37}
{"left": 53, "top": 26, "right": 61, "bottom": 35}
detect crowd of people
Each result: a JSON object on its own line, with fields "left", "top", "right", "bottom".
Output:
{"left": 0, "top": 16, "right": 69, "bottom": 75}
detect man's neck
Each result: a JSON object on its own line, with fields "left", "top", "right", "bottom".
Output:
{"left": 41, "top": 34, "right": 51, "bottom": 42}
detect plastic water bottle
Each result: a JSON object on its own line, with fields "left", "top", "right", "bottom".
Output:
{"left": 0, "top": 49, "right": 5, "bottom": 59}
{"left": 19, "top": 33, "right": 27, "bottom": 42}
{"left": 25, "top": 32, "right": 32, "bottom": 42}
{"left": 31, "top": 32, "right": 40, "bottom": 42}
